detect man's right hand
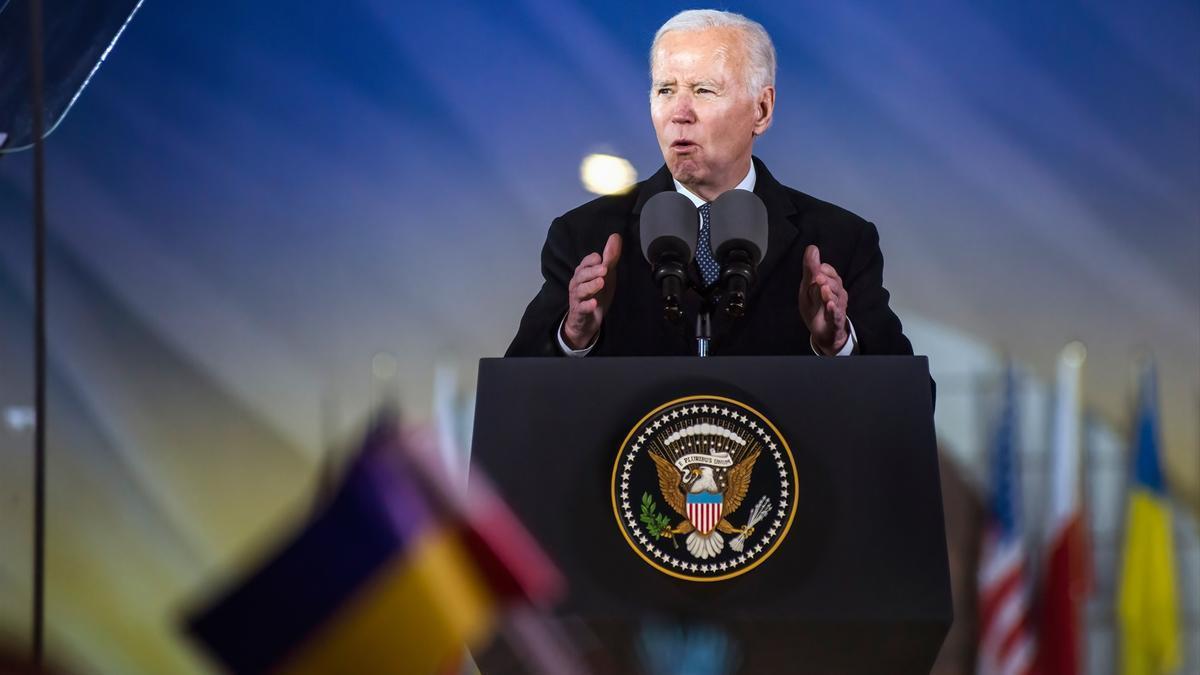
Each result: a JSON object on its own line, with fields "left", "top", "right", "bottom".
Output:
{"left": 562, "top": 233, "right": 622, "bottom": 350}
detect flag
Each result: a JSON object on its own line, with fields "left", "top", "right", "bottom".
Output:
{"left": 187, "top": 422, "right": 564, "bottom": 675}
{"left": 977, "top": 366, "right": 1036, "bottom": 675}
{"left": 1037, "top": 342, "right": 1091, "bottom": 675}
{"left": 1117, "top": 362, "right": 1180, "bottom": 675}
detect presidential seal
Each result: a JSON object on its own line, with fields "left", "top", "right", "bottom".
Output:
{"left": 612, "top": 395, "right": 798, "bottom": 582}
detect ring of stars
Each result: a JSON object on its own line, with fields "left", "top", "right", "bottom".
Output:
{"left": 615, "top": 396, "right": 798, "bottom": 580}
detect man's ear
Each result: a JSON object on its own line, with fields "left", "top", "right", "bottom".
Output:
{"left": 753, "top": 86, "right": 775, "bottom": 136}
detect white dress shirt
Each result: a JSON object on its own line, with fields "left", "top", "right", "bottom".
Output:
{"left": 558, "top": 162, "right": 856, "bottom": 356}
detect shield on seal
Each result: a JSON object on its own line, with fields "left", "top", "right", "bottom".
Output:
{"left": 685, "top": 492, "right": 723, "bottom": 535}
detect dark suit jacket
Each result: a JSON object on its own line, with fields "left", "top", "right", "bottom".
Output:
{"left": 506, "top": 157, "right": 913, "bottom": 358}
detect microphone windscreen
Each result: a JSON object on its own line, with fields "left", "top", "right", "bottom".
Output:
{"left": 640, "top": 191, "right": 697, "bottom": 264}
{"left": 709, "top": 189, "right": 768, "bottom": 264}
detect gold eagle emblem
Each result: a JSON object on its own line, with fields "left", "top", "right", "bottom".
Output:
{"left": 649, "top": 449, "right": 760, "bottom": 558}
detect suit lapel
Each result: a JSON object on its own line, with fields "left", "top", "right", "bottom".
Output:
{"left": 750, "top": 156, "right": 799, "bottom": 295}
{"left": 632, "top": 164, "right": 677, "bottom": 215}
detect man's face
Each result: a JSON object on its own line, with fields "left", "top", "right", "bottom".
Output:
{"left": 650, "top": 27, "right": 773, "bottom": 199}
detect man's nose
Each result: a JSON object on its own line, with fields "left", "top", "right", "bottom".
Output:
{"left": 670, "top": 93, "right": 696, "bottom": 124}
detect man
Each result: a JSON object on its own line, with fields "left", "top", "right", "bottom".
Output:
{"left": 506, "top": 9, "right": 912, "bottom": 359}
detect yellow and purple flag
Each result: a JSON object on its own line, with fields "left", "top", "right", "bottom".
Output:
{"left": 187, "top": 422, "right": 564, "bottom": 674}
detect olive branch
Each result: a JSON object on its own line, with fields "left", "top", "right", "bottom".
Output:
{"left": 639, "top": 492, "right": 676, "bottom": 547}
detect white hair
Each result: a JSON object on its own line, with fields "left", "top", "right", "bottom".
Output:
{"left": 650, "top": 9, "right": 777, "bottom": 98}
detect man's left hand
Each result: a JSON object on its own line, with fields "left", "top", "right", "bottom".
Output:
{"left": 798, "top": 245, "right": 850, "bottom": 355}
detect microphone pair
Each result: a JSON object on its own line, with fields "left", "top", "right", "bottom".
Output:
{"left": 640, "top": 189, "right": 769, "bottom": 321}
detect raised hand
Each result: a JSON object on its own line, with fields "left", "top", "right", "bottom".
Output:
{"left": 798, "top": 244, "right": 849, "bottom": 355}
{"left": 563, "top": 233, "right": 622, "bottom": 349}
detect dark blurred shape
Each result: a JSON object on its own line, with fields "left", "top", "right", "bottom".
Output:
{"left": 930, "top": 448, "right": 983, "bottom": 675}
{"left": 0, "top": 649, "right": 65, "bottom": 675}
{"left": 0, "top": 0, "right": 145, "bottom": 152}
{"left": 186, "top": 420, "right": 571, "bottom": 675}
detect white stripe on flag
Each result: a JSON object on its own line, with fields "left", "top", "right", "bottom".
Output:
{"left": 978, "top": 537, "right": 1022, "bottom": 588}
{"left": 982, "top": 585, "right": 1025, "bottom": 646}
{"left": 1000, "top": 636, "right": 1034, "bottom": 675}
{"left": 980, "top": 580, "right": 1032, "bottom": 675}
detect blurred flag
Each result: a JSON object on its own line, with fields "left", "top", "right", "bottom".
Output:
{"left": 636, "top": 622, "right": 738, "bottom": 675}
{"left": 1037, "top": 342, "right": 1091, "bottom": 675}
{"left": 1117, "top": 362, "right": 1180, "bottom": 675}
{"left": 187, "top": 421, "right": 568, "bottom": 675}
{"left": 977, "top": 366, "right": 1036, "bottom": 675}
{"left": 432, "top": 360, "right": 474, "bottom": 485}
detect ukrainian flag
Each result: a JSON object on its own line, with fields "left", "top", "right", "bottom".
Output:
{"left": 1117, "top": 363, "right": 1180, "bottom": 675}
{"left": 187, "top": 424, "right": 562, "bottom": 675}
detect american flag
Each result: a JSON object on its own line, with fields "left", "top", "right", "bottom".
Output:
{"left": 977, "top": 367, "right": 1036, "bottom": 675}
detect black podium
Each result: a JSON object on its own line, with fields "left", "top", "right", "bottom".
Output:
{"left": 471, "top": 356, "right": 949, "bottom": 674}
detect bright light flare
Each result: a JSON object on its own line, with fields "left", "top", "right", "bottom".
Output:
{"left": 580, "top": 153, "right": 637, "bottom": 195}
{"left": 1062, "top": 341, "right": 1087, "bottom": 367}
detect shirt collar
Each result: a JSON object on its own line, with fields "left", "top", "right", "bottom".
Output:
{"left": 672, "top": 161, "right": 757, "bottom": 208}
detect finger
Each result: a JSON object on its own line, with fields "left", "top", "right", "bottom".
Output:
{"left": 573, "top": 264, "right": 608, "bottom": 285}
{"left": 825, "top": 300, "right": 838, "bottom": 324}
{"left": 575, "top": 276, "right": 605, "bottom": 299}
{"left": 577, "top": 297, "right": 598, "bottom": 314}
{"left": 805, "top": 282, "right": 825, "bottom": 312}
{"left": 821, "top": 284, "right": 835, "bottom": 305}
{"left": 577, "top": 252, "right": 602, "bottom": 270}
{"left": 819, "top": 273, "right": 844, "bottom": 298}
{"left": 803, "top": 245, "right": 821, "bottom": 280}
{"left": 602, "top": 233, "right": 623, "bottom": 268}
{"left": 819, "top": 263, "right": 841, "bottom": 282}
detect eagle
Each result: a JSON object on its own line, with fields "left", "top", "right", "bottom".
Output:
{"left": 650, "top": 449, "right": 760, "bottom": 559}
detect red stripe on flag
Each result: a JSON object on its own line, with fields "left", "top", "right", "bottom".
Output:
{"left": 998, "top": 613, "right": 1032, "bottom": 662}
{"left": 979, "top": 534, "right": 1035, "bottom": 675}
{"left": 979, "top": 563, "right": 1023, "bottom": 629}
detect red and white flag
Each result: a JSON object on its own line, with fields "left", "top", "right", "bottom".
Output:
{"left": 1036, "top": 343, "right": 1091, "bottom": 675}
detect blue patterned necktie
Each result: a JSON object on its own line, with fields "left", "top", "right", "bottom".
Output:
{"left": 697, "top": 202, "right": 720, "bottom": 286}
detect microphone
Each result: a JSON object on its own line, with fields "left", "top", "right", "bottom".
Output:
{"left": 708, "top": 189, "right": 769, "bottom": 317}
{"left": 640, "top": 192, "right": 698, "bottom": 322}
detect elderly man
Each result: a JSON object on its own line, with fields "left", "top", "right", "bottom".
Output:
{"left": 506, "top": 9, "right": 913, "bottom": 359}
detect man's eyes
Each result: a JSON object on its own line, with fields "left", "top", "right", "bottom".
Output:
{"left": 653, "top": 86, "right": 716, "bottom": 96}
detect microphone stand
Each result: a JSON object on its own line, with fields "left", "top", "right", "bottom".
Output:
{"left": 695, "top": 298, "right": 714, "bottom": 357}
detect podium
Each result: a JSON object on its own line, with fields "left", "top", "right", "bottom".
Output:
{"left": 471, "top": 356, "right": 949, "bottom": 674}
